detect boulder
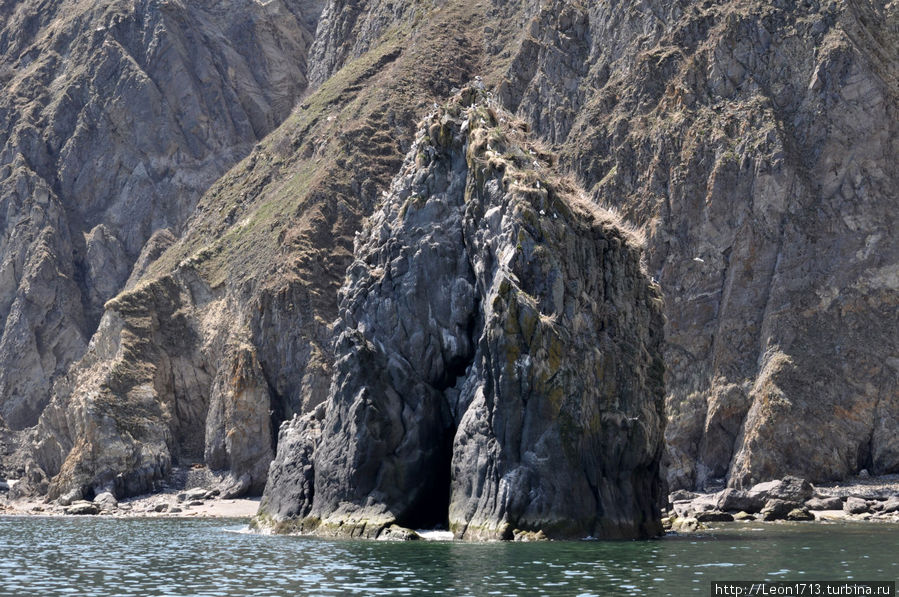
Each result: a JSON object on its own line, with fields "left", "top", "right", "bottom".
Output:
{"left": 759, "top": 499, "right": 801, "bottom": 521}
{"left": 732, "top": 511, "right": 755, "bottom": 521}
{"left": 670, "top": 517, "right": 703, "bottom": 533}
{"left": 805, "top": 496, "right": 843, "bottom": 510}
{"left": 843, "top": 497, "right": 870, "bottom": 515}
{"left": 65, "top": 501, "right": 99, "bottom": 515}
{"left": 673, "top": 493, "right": 720, "bottom": 518}
{"left": 57, "top": 488, "right": 82, "bottom": 507}
{"left": 786, "top": 508, "right": 814, "bottom": 521}
{"left": 748, "top": 477, "right": 814, "bottom": 504}
{"left": 376, "top": 525, "right": 421, "bottom": 541}
{"left": 669, "top": 489, "right": 699, "bottom": 502}
{"left": 93, "top": 492, "right": 118, "bottom": 510}
{"left": 718, "top": 488, "right": 764, "bottom": 513}
{"left": 695, "top": 511, "right": 734, "bottom": 523}
{"left": 177, "top": 488, "right": 208, "bottom": 502}
{"left": 880, "top": 497, "right": 899, "bottom": 514}
{"left": 217, "top": 474, "right": 252, "bottom": 499}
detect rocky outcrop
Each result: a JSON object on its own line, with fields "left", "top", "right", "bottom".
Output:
{"left": 4, "top": 0, "right": 896, "bottom": 509}
{"left": 12, "top": 0, "right": 483, "bottom": 499}
{"left": 27, "top": 272, "right": 278, "bottom": 499}
{"left": 670, "top": 473, "right": 899, "bottom": 525}
{"left": 0, "top": 0, "right": 317, "bottom": 429}
{"left": 257, "top": 88, "right": 665, "bottom": 540}
{"left": 491, "top": 0, "right": 899, "bottom": 489}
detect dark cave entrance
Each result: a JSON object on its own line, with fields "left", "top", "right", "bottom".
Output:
{"left": 402, "top": 325, "right": 478, "bottom": 530}
{"left": 398, "top": 426, "right": 455, "bottom": 530}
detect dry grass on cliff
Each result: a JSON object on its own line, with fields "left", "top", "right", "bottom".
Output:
{"left": 464, "top": 96, "right": 648, "bottom": 253}
{"left": 140, "top": 0, "right": 488, "bottom": 329}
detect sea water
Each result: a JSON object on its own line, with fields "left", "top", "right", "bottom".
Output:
{"left": 1, "top": 517, "right": 896, "bottom": 596}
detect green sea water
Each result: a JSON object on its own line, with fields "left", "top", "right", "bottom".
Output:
{"left": 1, "top": 516, "right": 896, "bottom": 596}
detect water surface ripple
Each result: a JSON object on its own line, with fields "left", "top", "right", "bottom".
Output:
{"left": 1, "top": 517, "right": 896, "bottom": 596}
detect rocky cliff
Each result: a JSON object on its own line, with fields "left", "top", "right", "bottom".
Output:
{"left": 2, "top": 0, "right": 896, "bottom": 506}
{"left": 0, "top": 0, "right": 317, "bottom": 432}
{"left": 257, "top": 88, "right": 665, "bottom": 540}
{"left": 10, "top": 0, "right": 485, "bottom": 499}
{"left": 501, "top": 0, "right": 898, "bottom": 490}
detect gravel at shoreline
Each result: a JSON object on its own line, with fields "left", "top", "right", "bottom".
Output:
{"left": 0, "top": 489, "right": 260, "bottom": 519}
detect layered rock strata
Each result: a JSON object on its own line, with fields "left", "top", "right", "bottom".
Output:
{"left": 257, "top": 89, "right": 666, "bottom": 540}
{"left": 0, "top": 0, "right": 316, "bottom": 430}
{"left": 493, "top": 0, "right": 899, "bottom": 490}
{"left": 14, "top": 0, "right": 483, "bottom": 499}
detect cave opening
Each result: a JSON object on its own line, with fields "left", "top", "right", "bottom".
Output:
{"left": 397, "top": 423, "right": 455, "bottom": 531}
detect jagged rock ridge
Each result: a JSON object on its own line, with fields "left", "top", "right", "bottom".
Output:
{"left": 257, "top": 88, "right": 666, "bottom": 540}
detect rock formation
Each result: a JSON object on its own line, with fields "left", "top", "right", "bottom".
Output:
{"left": 0, "top": 0, "right": 895, "bottom": 507}
{"left": 257, "top": 88, "right": 666, "bottom": 540}
{"left": 493, "top": 0, "right": 899, "bottom": 490}
{"left": 0, "top": 0, "right": 316, "bottom": 431}
{"left": 10, "top": 0, "right": 484, "bottom": 499}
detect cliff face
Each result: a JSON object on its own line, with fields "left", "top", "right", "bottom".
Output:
{"left": 482, "top": 0, "right": 898, "bottom": 489}
{"left": 0, "top": 0, "right": 316, "bottom": 430}
{"left": 568, "top": 1, "right": 895, "bottom": 490}
{"left": 15, "top": 0, "right": 485, "bottom": 499}
{"left": 2, "top": 0, "right": 896, "bottom": 503}
{"left": 258, "top": 88, "right": 665, "bottom": 540}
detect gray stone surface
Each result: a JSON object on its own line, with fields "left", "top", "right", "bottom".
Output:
{"left": 695, "top": 511, "right": 734, "bottom": 523}
{"left": 258, "top": 88, "right": 665, "bottom": 540}
{"left": 760, "top": 499, "right": 801, "bottom": 521}
{"left": 216, "top": 474, "right": 253, "bottom": 500}
{"left": 716, "top": 489, "right": 764, "bottom": 514}
{"left": 64, "top": 500, "right": 100, "bottom": 516}
{"left": 786, "top": 508, "right": 814, "bottom": 522}
{"left": 806, "top": 496, "right": 843, "bottom": 511}
{"left": 0, "top": 0, "right": 316, "bottom": 432}
{"left": 93, "top": 492, "right": 118, "bottom": 511}
{"left": 748, "top": 477, "right": 814, "bottom": 504}
{"left": 496, "top": 0, "right": 899, "bottom": 490}
{"left": 880, "top": 497, "right": 899, "bottom": 514}
{"left": 5, "top": 0, "right": 481, "bottom": 502}
{"left": 2, "top": 0, "right": 895, "bottom": 519}
{"left": 843, "top": 496, "right": 870, "bottom": 515}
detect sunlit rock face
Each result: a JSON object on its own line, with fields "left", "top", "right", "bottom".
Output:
{"left": 258, "top": 89, "right": 666, "bottom": 540}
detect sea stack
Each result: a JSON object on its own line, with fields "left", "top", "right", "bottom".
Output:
{"left": 257, "top": 87, "right": 666, "bottom": 540}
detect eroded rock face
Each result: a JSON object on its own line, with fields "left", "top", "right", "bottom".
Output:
{"left": 6, "top": 0, "right": 894, "bottom": 508}
{"left": 494, "top": 0, "right": 899, "bottom": 489}
{"left": 10, "top": 0, "right": 482, "bottom": 500}
{"left": 26, "top": 271, "right": 280, "bottom": 499}
{"left": 258, "top": 89, "right": 665, "bottom": 540}
{"left": 0, "top": 0, "right": 317, "bottom": 429}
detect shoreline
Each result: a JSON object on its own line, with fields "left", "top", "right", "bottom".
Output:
{"left": 5, "top": 473, "right": 899, "bottom": 529}
{"left": 665, "top": 473, "right": 899, "bottom": 531}
{"left": 0, "top": 492, "right": 261, "bottom": 519}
